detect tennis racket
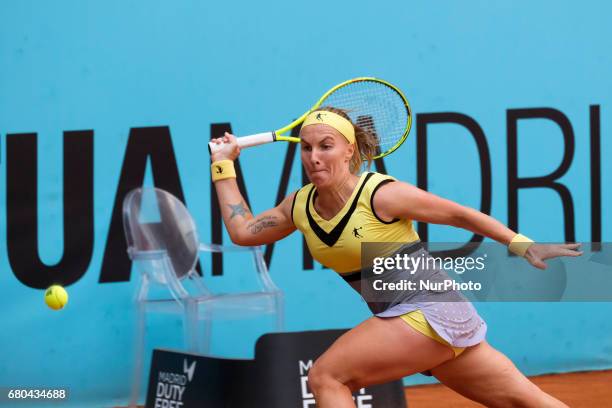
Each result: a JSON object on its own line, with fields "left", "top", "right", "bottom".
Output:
{"left": 208, "top": 77, "right": 412, "bottom": 159}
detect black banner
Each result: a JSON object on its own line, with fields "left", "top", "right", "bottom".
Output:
{"left": 146, "top": 330, "right": 407, "bottom": 407}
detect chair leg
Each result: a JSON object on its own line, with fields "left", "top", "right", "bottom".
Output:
{"left": 183, "top": 300, "right": 199, "bottom": 353}
{"left": 129, "top": 303, "right": 146, "bottom": 408}
{"left": 200, "top": 306, "right": 213, "bottom": 355}
{"left": 275, "top": 293, "right": 285, "bottom": 332}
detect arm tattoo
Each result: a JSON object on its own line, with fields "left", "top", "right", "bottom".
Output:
{"left": 228, "top": 202, "right": 250, "bottom": 219}
{"left": 247, "top": 216, "right": 279, "bottom": 234}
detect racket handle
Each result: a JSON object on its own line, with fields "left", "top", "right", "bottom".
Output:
{"left": 208, "top": 132, "right": 276, "bottom": 155}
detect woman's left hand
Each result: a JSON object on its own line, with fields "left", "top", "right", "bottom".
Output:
{"left": 524, "top": 243, "right": 582, "bottom": 270}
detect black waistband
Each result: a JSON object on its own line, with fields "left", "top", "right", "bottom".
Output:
{"left": 340, "top": 241, "right": 424, "bottom": 283}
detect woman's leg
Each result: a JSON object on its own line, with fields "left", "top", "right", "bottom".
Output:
{"left": 431, "top": 341, "right": 568, "bottom": 408}
{"left": 308, "top": 315, "right": 455, "bottom": 408}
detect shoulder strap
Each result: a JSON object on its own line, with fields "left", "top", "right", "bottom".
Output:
{"left": 367, "top": 173, "right": 400, "bottom": 224}
{"left": 290, "top": 183, "right": 313, "bottom": 225}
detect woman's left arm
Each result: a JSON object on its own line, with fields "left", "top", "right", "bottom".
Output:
{"left": 373, "top": 181, "right": 582, "bottom": 269}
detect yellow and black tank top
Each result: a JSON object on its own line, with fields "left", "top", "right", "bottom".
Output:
{"left": 291, "top": 172, "right": 420, "bottom": 274}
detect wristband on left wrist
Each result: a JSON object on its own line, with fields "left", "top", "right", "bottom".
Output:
{"left": 508, "top": 233, "right": 534, "bottom": 257}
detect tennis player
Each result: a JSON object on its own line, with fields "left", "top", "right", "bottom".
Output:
{"left": 210, "top": 107, "right": 581, "bottom": 407}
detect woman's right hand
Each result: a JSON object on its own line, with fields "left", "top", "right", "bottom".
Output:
{"left": 211, "top": 132, "right": 241, "bottom": 162}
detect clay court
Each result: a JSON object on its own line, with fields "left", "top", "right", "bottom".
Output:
{"left": 405, "top": 370, "right": 612, "bottom": 407}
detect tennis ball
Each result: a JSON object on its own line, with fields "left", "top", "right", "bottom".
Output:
{"left": 45, "top": 285, "right": 68, "bottom": 310}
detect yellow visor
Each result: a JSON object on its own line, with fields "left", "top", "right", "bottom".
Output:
{"left": 301, "top": 110, "right": 355, "bottom": 144}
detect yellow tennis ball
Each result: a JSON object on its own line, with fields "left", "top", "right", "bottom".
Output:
{"left": 45, "top": 285, "right": 68, "bottom": 310}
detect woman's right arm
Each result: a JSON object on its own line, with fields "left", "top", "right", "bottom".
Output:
{"left": 211, "top": 132, "right": 297, "bottom": 246}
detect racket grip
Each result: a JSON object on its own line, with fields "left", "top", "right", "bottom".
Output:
{"left": 208, "top": 132, "right": 276, "bottom": 155}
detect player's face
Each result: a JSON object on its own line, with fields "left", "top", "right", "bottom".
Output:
{"left": 300, "top": 124, "right": 354, "bottom": 187}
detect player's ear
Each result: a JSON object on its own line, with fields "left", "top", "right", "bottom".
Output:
{"left": 345, "top": 142, "right": 355, "bottom": 162}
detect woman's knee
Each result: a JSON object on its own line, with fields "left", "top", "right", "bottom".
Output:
{"left": 308, "top": 361, "right": 347, "bottom": 394}
{"left": 488, "top": 380, "right": 550, "bottom": 408}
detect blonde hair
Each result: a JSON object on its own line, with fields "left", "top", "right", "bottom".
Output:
{"left": 315, "top": 106, "right": 378, "bottom": 174}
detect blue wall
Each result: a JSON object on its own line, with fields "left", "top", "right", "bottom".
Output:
{"left": 1, "top": 1, "right": 611, "bottom": 406}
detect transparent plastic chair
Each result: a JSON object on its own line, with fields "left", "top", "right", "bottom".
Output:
{"left": 122, "top": 187, "right": 284, "bottom": 407}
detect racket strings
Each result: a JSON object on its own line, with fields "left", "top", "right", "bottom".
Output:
{"left": 322, "top": 80, "right": 409, "bottom": 156}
